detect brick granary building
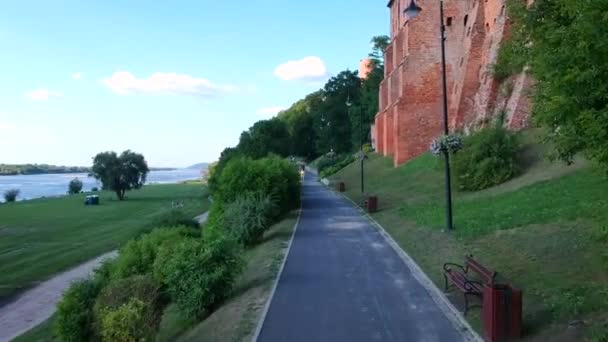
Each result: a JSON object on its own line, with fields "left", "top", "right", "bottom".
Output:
{"left": 372, "top": 0, "right": 532, "bottom": 166}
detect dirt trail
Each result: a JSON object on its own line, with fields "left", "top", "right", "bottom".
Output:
{"left": 0, "top": 251, "right": 117, "bottom": 342}
{"left": 0, "top": 211, "right": 209, "bottom": 342}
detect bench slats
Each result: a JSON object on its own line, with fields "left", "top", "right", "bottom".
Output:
{"left": 444, "top": 255, "right": 496, "bottom": 314}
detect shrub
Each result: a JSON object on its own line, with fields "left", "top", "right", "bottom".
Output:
{"left": 222, "top": 192, "right": 277, "bottom": 245}
{"left": 68, "top": 178, "right": 83, "bottom": 194}
{"left": 452, "top": 125, "right": 521, "bottom": 191}
{"left": 153, "top": 209, "right": 200, "bottom": 230}
{"left": 98, "top": 298, "right": 153, "bottom": 342}
{"left": 153, "top": 235, "right": 244, "bottom": 319}
{"left": 111, "top": 227, "right": 193, "bottom": 280}
{"left": 319, "top": 155, "right": 355, "bottom": 178}
{"left": 3, "top": 189, "right": 19, "bottom": 202}
{"left": 93, "top": 274, "right": 164, "bottom": 340}
{"left": 362, "top": 143, "right": 374, "bottom": 154}
{"left": 215, "top": 156, "right": 300, "bottom": 219}
{"left": 55, "top": 279, "right": 101, "bottom": 342}
{"left": 91, "top": 187, "right": 99, "bottom": 192}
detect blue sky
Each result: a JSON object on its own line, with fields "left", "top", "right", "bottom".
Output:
{"left": 0, "top": 1, "right": 388, "bottom": 167}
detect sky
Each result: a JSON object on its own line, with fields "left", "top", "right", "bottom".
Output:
{"left": 0, "top": 1, "right": 388, "bottom": 168}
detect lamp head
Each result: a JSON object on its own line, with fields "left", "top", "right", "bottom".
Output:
{"left": 404, "top": 0, "right": 422, "bottom": 19}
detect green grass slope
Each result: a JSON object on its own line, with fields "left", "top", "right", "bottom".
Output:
{"left": 0, "top": 183, "right": 208, "bottom": 300}
{"left": 330, "top": 137, "right": 608, "bottom": 340}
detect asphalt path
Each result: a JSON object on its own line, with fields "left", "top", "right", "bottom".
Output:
{"left": 257, "top": 171, "right": 466, "bottom": 342}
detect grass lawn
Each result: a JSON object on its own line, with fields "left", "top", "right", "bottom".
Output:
{"left": 0, "top": 183, "right": 209, "bottom": 301}
{"left": 156, "top": 211, "right": 298, "bottom": 342}
{"left": 329, "top": 133, "right": 608, "bottom": 340}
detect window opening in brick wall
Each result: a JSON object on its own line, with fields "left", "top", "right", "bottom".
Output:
{"left": 464, "top": 14, "right": 469, "bottom": 26}
{"left": 447, "top": 17, "right": 453, "bottom": 26}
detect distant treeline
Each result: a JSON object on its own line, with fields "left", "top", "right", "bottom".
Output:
{"left": 0, "top": 164, "right": 91, "bottom": 176}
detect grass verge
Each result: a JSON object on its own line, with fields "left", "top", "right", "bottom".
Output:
{"left": 330, "top": 140, "right": 608, "bottom": 340}
{"left": 156, "top": 211, "right": 298, "bottom": 342}
{"left": 0, "top": 183, "right": 209, "bottom": 300}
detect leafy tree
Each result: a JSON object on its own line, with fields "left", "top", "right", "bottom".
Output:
{"left": 314, "top": 70, "right": 361, "bottom": 154}
{"left": 511, "top": 0, "right": 608, "bottom": 173}
{"left": 237, "top": 118, "right": 291, "bottom": 159}
{"left": 91, "top": 150, "right": 149, "bottom": 200}
{"left": 3, "top": 189, "right": 19, "bottom": 202}
{"left": 68, "top": 178, "right": 83, "bottom": 194}
{"left": 351, "top": 35, "right": 390, "bottom": 148}
{"left": 278, "top": 94, "right": 321, "bottom": 160}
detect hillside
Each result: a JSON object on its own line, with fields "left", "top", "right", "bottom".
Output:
{"left": 329, "top": 131, "right": 608, "bottom": 341}
{"left": 186, "top": 162, "right": 209, "bottom": 170}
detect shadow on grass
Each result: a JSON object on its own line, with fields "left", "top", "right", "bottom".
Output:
{"left": 229, "top": 275, "right": 273, "bottom": 300}
{"left": 260, "top": 229, "right": 292, "bottom": 244}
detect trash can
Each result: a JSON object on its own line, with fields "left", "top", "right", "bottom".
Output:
{"left": 91, "top": 195, "right": 99, "bottom": 205}
{"left": 367, "top": 195, "right": 378, "bottom": 213}
{"left": 338, "top": 182, "right": 345, "bottom": 192}
{"left": 483, "top": 284, "right": 522, "bottom": 342}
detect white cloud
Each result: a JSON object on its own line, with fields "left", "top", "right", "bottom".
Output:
{"left": 102, "top": 71, "right": 237, "bottom": 97}
{"left": 25, "top": 89, "right": 63, "bottom": 101}
{"left": 72, "top": 72, "right": 82, "bottom": 80}
{"left": 274, "top": 56, "right": 330, "bottom": 81}
{"left": 256, "top": 106, "right": 285, "bottom": 117}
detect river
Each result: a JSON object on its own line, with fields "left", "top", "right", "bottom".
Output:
{"left": 0, "top": 169, "right": 202, "bottom": 202}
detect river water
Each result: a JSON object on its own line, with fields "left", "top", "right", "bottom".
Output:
{"left": 0, "top": 169, "right": 202, "bottom": 202}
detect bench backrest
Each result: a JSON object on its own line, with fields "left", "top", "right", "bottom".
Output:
{"left": 466, "top": 255, "right": 497, "bottom": 284}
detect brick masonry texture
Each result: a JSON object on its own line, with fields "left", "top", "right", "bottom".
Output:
{"left": 372, "top": 0, "right": 531, "bottom": 167}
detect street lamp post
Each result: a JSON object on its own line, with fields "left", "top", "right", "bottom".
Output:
{"left": 405, "top": 0, "right": 454, "bottom": 230}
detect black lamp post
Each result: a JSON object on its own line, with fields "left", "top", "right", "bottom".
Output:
{"left": 405, "top": 0, "right": 454, "bottom": 231}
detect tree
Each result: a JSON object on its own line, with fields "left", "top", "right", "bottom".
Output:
{"left": 511, "top": 0, "right": 608, "bottom": 173}
{"left": 313, "top": 70, "right": 361, "bottom": 154}
{"left": 278, "top": 94, "right": 321, "bottom": 160}
{"left": 3, "top": 189, "right": 19, "bottom": 202}
{"left": 68, "top": 178, "right": 83, "bottom": 194}
{"left": 237, "top": 118, "right": 291, "bottom": 159}
{"left": 91, "top": 150, "right": 149, "bottom": 200}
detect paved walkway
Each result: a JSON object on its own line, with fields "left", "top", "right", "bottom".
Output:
{"left": 257, "top": 172, "right": 469, "bottom": 342}
{"left": 0, "top": 211, "right": 209, "bottom": 342}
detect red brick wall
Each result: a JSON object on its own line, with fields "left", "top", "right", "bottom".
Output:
{"left": 374, "top": 0, "right": 531, "bottom": 166}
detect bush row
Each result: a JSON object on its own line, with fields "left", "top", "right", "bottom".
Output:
{"left": 55, "top": 204, "right": 244, "bottom": 341}
{"left": 318, "top": 154, "right": 355, "bottom": 179}
{"left": 56, "top": 156, "right": 301, "bottom": 341}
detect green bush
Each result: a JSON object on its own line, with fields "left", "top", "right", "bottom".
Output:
{"left": 153, "top": 235, "right": 244, "bottom": 319}
{"left": 319, "top": 155, "right": 355, "bottom": 178}
{"left": 55, "top": 279, "right": 101, "bottom": 342}
{"left": 3, "top": 189, "right": 19, "bottom": 202}
{"left": 153, "top": 209, "right": 200, "bottom": 230}
{"left": 98, "top": 298, "right": 152, "bottom": 342}
{"left": 68, "top": 178, "right": 83, "bottom": 195}
{"left": 111, "top": 227, "right": 193, "bottom": 280}
{"left": 93, "top": 275, "right": 164, "bottom": 339}
{"left": 222, "top": 192, "right": 277, "bottom": 245}
{"left": 452, "top": 125, "right": 521, "bottom": 191}
{"left": 215, "top": 155, "right": 300, "bottom": 219}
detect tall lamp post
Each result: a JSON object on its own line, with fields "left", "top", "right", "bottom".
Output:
{"left": 346, "top": 95, "right": 365, "bottom": 195}
{"left": 405, "top": 0, "right": 454, "bottom": 230}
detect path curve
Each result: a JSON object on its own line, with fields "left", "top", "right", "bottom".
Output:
{"left": 0, "top": 211, "right": 209, "bottom": 342}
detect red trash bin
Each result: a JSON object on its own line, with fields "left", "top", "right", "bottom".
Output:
{"left": 483, "top": 284, "right": 522, "bottom": 342}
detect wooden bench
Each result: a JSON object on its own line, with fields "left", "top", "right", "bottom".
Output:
{"left": 443, "top": 255, "right": 497, "bottom": 314}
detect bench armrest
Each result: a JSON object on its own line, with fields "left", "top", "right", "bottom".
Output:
{"left": 464, "top": 280, "right": 484, "bottom": 292}
{"left": 443, "top": 262, "right": 468, "bottom": 274}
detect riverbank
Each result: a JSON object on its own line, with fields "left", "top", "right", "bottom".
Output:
{"left": 0, "top": 169, "right": 202, "bottom": 202}
{"left": 0, "top": 183, "right": 209, "bottom": 300}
